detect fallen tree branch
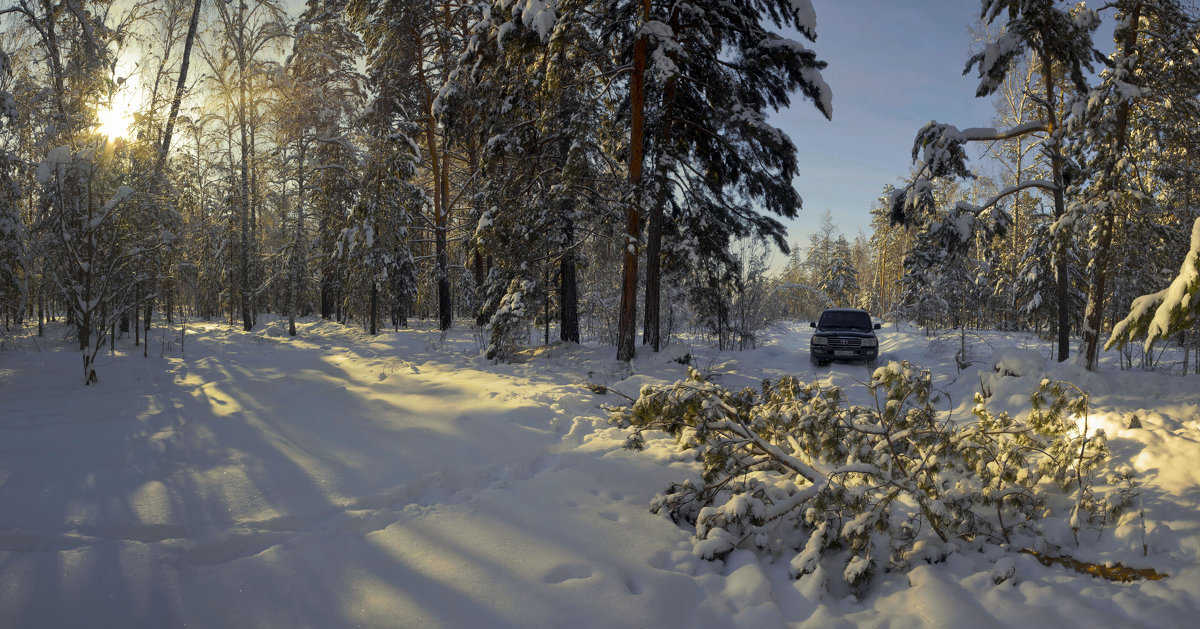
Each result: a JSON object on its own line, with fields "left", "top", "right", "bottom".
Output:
{"left": 1021, "top": 549, "right": 1167, "bottom": 583}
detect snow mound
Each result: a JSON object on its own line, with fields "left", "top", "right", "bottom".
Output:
{"left": 990, "top": 347, "right": 1046, "bottom": 378}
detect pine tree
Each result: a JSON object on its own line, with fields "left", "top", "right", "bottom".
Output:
{"left": 209, "top": 0, "right": 289, "bottom": 331}
{"left": 0, "top": 47, "right": 23, "bottom": 324}
{"left": 820, "top": 235, "right": 857, "bottom": 307}
{"left": 867, "top": 185, "right": 909, "bottom": 316}
{"left": 348, "top": 0, "right": 473, "bottom": 333}
{"left": 1068, "top": 0, "right": 1200, "bottom": 369}
{"left": 605, "top": 0, "right": 833, "bottom": 357}
{"left": 893, "top": 0, "right": 1100, "bottom": 361}
{"left": 279, "top": 1, "right": 367, "bottom": 335}
{"left": 1108, "top": 217, "right": 1200, "bottom": 353}
{"left": 443, "top": 0, "right": 614, "bottom": 355}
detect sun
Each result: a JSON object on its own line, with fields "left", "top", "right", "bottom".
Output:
{"left": 96, "top": 97, "right": 136, "bottom": 140}
{"left": 95, "top": 74, "right": 140, "bottom": 140}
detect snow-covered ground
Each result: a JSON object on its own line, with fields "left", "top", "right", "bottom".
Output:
{"left": 1, "top": 317, "right": 1198, "bottom": 628}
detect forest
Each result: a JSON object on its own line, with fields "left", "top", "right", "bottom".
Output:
{"left": 1, "top": 0, "right": 1199, "bottom": 385}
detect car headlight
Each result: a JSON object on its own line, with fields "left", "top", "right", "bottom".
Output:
{"left": 860, "top": 337, "right": 877, "bottom": 347}
{"left": 812, "top": 336, "right": 828, "bottom": 346}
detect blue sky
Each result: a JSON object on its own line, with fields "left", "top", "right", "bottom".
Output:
{"left": 775, "top": 0, "right": 999, "bottom": 256}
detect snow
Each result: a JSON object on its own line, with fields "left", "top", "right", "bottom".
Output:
{"left": 1145, "top": 217, "right": 1200, "bottom": 341}
{"left": 1108, "top": 216, "right": 1200, "bottom": 351}
{"left": 102, "top": 186, "right": 134, "bottom": 212}
{"left": 789, "top": 0, "right": 817, "bottom": 39}
{"left": 36, "top": 145, "right": 74, "bottom": 185}
{"left": 803, "top": 66, "right": 833, "bottom": 119}
{"left": 509, "top": 0, "right": 556, "bottom": 42}
{"left": 972, "top": 30, "right": 1024, "bottom": 94}
{"left": 2, "top": 318, "right": 1200, "bottom": 627}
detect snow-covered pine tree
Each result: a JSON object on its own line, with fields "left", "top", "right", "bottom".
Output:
{"left": 897, "top": 175, "right": 1007, "bottom": 336}
{"left": 601, "top": 0, "right": 833, "bottom": 357}
{"left": 1013, "top": 226, "right": 1087, "bottom": 338}
{"left": 338, "top": 93, "right": 424, "bottom": 336}
{"left": 0, "top": 47, "right": 24, "bottom": 325}
{"left": 280, "top": 1, "right": 367, "bottom": 335}
{"left": 867, "top": 185, "right": 909, "bottom": 316}
{"left": 1066, "top": 0, "right": 1200, "bottom": 369}
{"left": 680, "top": 250, "right": 738, "bottom": 349}
{"left": 447, "top": 1, "right": 831, "bottom": 360}
{"left": 820, "top": 235, "right": 858, "bottom": 308}
{"left": 348, "top": 0, "right": 472, "bottom": 333}
{"left": 442, "top": 0, "right": 617, "bottom": 357}
{"left": 1107, "top": 216, "right": 1200, "bottom": 355}
{"left": 309, "top": 132, "right": 359, "bottom": 322}
{"left": 893, "top": 0, "right": 1100, "bottom": 362}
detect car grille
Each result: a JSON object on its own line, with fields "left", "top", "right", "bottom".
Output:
{"left": 828, "top": 337, "right": 862, "bottom": 348}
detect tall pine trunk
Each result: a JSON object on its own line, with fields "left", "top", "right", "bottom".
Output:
{"left": 560, "top": 223, "right": 579, "bottom": 343}
{"left": 1042, "top": 53, "right": 1070, "bottom": 363}
{"left": 289, "top": 141, "right": 306, "bottom": 337}
{"left": 436, "top": 221, "right": 451, "bottom": 330}
{"left": 642, "top": 9, "right": 678, "bottom": 354}
{"left": 618, "top": 0, "right": 651, "bottom": 363}
{"left": 370, "top": 283, "right": 378, "bottom": 335}
{"left": 236, "top": 2, "right": 253, "bottom": 332}
{"left": 1084, "top": 4, "right": 1140, "bottom": 370}
{"left": 643, "top": 198, "right": 662, "bottom": 351}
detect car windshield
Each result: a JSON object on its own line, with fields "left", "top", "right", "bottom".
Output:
{"left": 818, "top": 311, "right": 872, "bottom": 329}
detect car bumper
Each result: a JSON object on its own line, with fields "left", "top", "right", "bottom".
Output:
{"left": 811, "top": 346, "right": 878, "bottom": 362}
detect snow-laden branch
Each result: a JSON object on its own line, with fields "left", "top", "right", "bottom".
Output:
{"left": 1107, "top": 217, "right": 1200, "bottom": 352}
{"left": 963, "top": 179, "right": 1056, "bottom": 215}
{"left": 958, "top": 120, "right": 1050, "bottom": 142}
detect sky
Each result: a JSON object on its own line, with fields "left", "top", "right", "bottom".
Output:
{"left": 774, "top": 0, "right": 1000, "bottom": 256}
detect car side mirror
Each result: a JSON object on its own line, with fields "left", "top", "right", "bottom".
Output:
{"left": 873, "top": 323, "right": 881, "bottom": 330}
{"left": 810, "top": 322, "right": 816, "bottom": 328}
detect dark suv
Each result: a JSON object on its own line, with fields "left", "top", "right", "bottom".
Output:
{"left": 810, "top": 308, "right": 881, "bottom": 366}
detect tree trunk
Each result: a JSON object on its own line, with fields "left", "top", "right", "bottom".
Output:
{"left": 321, "top": 272, "right": 334, "bottom": 319}
{"left": 250, "top": 123, "right": 260, "bottom": 328}
{"left": 370, "top": 283, "right": 378, "bottom": 335}
{"left": 560, "top": 224, "right": 579, "bottom": 343}
{"left": 289, "top": 141, "right": 305, "bottom": 337}
{"left": 437, "top": 225, "right": 451, "bottom": 330}
{"left": 1042, "top": 53, "right": 1070, "bottom": 363}
{"left": 618, "top": 0, "right": 651, "bottom": 363}
{"left": 237, "top": 3, "right": 253, "bottom": 332}
{"left": 144, "top": 302, "right": 151, "bottom": 358}
{"left": 643, "top": 198, "right": 662, "bottom": 351}
{"left": 543, "top": 265, "right": 551, "bottom": 346}
{"left": 1083, "top": 4, "right": 1140, "bottom": 370}
{"left": 134, "top": 286, "right": 141, "bottom": 346}
{"left": 642, "top": 8, "right": 678, "bottom": 354}
{"left": 153, "top": 0, "right": 203, "bottom": 182}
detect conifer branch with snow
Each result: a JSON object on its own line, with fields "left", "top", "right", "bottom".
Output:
{"left": 614, "top": 361, "right": 1140, "bottom": 593}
